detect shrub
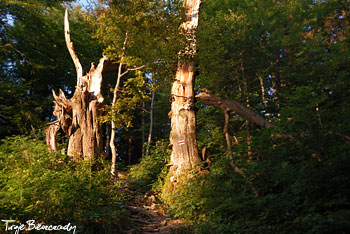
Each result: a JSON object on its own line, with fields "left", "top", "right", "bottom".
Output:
{"left": 0, "top": 136, "right": 128, "bottom": 233}
{"left": 161, "top": 147, "right": 350, "bottom": 233}
{"left": 128, "top": 139, "right": 170, "bottom": 193}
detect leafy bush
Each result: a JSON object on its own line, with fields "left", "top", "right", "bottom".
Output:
{"left": 0, "top": 136, "right": 128, "bottom": 233}
{"left": 162, "top": 143, "right": 350, "bottom": 233}
{"left": 128, "top": 139, "right": 170, "bottom": 193}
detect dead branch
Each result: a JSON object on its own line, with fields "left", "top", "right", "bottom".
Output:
{"left": 120, "top": 65, "right": 145, "bottom": 78}
{"left": 65, "top": 9, "right": 83, "bottom": 80}
{"left": 196, "top": 92, "right": 274, "bottom": 128}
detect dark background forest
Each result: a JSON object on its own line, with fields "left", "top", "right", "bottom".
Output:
{"left": 1, "top": 0, "right": 350, "bottom": 233}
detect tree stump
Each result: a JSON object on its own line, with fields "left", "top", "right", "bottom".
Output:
{"left": 46, "top": 10, "right": 106, "bottom": 160}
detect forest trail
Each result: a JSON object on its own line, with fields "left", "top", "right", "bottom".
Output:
{"left": 118, "top": 172, "right": 187, "bottom": 234}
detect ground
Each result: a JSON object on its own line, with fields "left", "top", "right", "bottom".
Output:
{"left": 118, "top": 172, "right": 188, "bottom": 234}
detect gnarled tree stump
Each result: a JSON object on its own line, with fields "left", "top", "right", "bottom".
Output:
{"left": 46, "top": 10, "right": 107, "bottom": 160}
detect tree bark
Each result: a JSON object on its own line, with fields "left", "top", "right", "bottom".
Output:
{"left": 46, "top": 10, "right": 106, "bottom": 160}
{"left": 45, "top": 121, "right": 60, "bottom": 152}
{"left": 168, "top": 0, "right": 202, "bottom": 181}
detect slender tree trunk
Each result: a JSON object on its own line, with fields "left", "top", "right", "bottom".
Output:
{"left": 105, "top": 124, "right": 111, "bottom": 159}
{"left": 110, "top": 120, "right": 117, "bottom": 176}
{"left": 46, "top": 10, "right": 106, "bottom": 160}
{"left": 246, "top": 122, "right": 252, "bottom": 159}
{"left": 221, "top": 108, "right": 258, "bottom": 196}
{"left": 141, "top": 102, "right": 145, "bottom": 158}
{"left": 168, "top": 0, "right": 202, "bottom": 181}
{"left": 110, "top": 56, "right": 124, "bottom": 177}
{"left": 109, "top": 32, "right": 144, "bottom": 176}
{"left": 259, "top": 76, "right": 267, "bottom": 108}
{"left": 223, "top": 110, "right": 232, "bottom": 159}
{"left": 145, "top": 89, "right": 155, "bottom": 157}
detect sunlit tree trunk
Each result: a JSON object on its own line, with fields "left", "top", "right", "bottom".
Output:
{"left": 259, "top": 76, "right": 267, "bottom": 108}
{"left": 145, "top": 89, "right": 155, "bottom": 157}
{"left": 141, "top": 101, "right": 145, "bottom": 158}
{"left": 109, "top": 32, "right": 144, "bottom": 177}
{"left": 46, "top": 10, "right": 106, "bottom": 160}
{"left": 110, "top": 57, "right": 124, "bottom": 177}
{"left": 105, "top": 124, "right": 111, "bottom": 159}
{"left": 168, "top": 0, "right": 201, "bottom": 181}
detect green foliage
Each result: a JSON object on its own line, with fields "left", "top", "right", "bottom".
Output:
{"left": 1, "top": 0, "right": 350, "bottom": 233}
{"left": 95, "top": 0, "right": 184, "bottom": 82}
{"left": 0, "top": 136, "right": 128, "bottom": 233}
{"left": 162, "top": 143, "right": 350, "bottom": 233}
{"left": 0, "top": 81, "right": 45, "bottom": 137}
{"left": 100, "top": 72, "right": 150, "bottom": 129}
{"left": 128, "top": 139, "right": 170, "bottom": 193}
{"left": 158, "top": 1, "right": 350, "bottom": 233}
{"left": 0, "top": 1, "right": 103, "bottom": 138}
{"left": 196, "top": 104, "right": 226, "bottom": 162}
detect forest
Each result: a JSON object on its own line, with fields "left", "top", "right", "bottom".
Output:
{"left": 1, "top": 0, "right": 350, "bottom": 233}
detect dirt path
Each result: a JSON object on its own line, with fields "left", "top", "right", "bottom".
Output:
{"left": 118, "top": 172, "right": 187, "bottom": 234}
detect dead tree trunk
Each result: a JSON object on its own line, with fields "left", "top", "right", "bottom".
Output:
{"left": 45, "top": 121, "right": 60, "bottom": 152}
{"left": 46, "top": 10, "right": 106, "bottom": 160}
{"left": 168, "top": 0, "right": 202, "bottom": 181}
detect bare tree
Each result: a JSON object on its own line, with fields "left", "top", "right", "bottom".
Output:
{"left": 46, "top": 10, "right": 107, "bottom": 160}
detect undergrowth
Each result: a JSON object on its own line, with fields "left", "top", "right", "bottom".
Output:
{"left": 0, "top": 136, "right": 128, "bottom": 233}
{"left": 128, "top": 139, "right": 170, "bottom": 193}
{"left": 164, "top": 153, "right": 350, "bottom": 233}
{"left": 127, "top": 136, "right": 350, "bottom": 233}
